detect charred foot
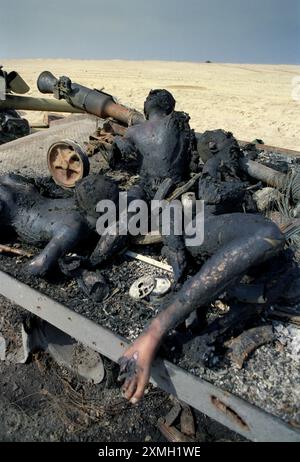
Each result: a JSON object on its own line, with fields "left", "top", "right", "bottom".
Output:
{"left": 26, "top": 256, "right": 50, "bottom": 277}
{"left": 162, "top": 247, "right": 188, "bottom": 283}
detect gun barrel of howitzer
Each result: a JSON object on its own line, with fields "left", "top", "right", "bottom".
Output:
{"left": 103, "top": 99, "right": 144, "bottom": 125}
{"left": 54, "top": 83, "right": 143, "bottom": 125}
{"left": 0, "top": 95, "right": 84, "bottom": 113}
{"left": 37, "top": 71, "right": 144, "bottom": 125}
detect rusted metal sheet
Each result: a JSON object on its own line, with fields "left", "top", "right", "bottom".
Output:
{"left": 0, "top": 114, "right": 98, "bottom": 176}
{"left": 0, "top": 270, "right": 299, "bottom": 442}
{"left": 225, "top": 325, "right": 275, "bottom": 369}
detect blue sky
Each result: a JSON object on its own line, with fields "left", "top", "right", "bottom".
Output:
{"left": 0, "top": 0, "right": 299, "bottom": 63}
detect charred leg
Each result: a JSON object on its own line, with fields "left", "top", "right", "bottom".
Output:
{"left": 119, "top": 220, "right": 284, "bottom": 402}
{"left": 90, "top": 230, "right": 128, "bottom": 267}
{"left": 90, "top": 184, "right": 145, "bottom": 267}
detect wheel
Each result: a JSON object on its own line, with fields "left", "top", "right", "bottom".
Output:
{"left": 47, "top": 139, "right": 90, "bottom": 188}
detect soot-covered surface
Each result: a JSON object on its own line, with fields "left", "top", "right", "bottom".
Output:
{"left": 0, "top": 281, "right": 246, "bottom": 443}
{"left": 0, "top": 241, "right": 299, "bottom": 428}
{"left": 0, "top": 147, "right": 299, "bottom": 430}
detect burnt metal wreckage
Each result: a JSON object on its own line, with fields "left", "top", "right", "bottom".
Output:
{"left": 0, "top": 66, "right": 87, "bottom": 146}
{"left": 0, "top": 66, "right": 30, "bottom": 144}
{"left": 0, "top": 69, "right": 299, "bottom": 441}
{"left": 37, "top": 71, "right": 145, "bottom": 126}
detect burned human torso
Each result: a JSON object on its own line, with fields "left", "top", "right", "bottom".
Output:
{"left": 0, "top": 173, "right": 120, "bottom": 277}
{"left": 126, "top": 111, "right": 192, "bottom": 194}
{"left": 114, "top": 89, "right": 195, "bottom": 198}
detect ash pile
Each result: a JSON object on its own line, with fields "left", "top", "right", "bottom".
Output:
{"left": 0, "top": 68, "right": 299, "bottom": 427}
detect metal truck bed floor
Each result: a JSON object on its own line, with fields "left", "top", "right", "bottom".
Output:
{"left": 0, "top": 270, "right": 299, "bottom": 442}
{"left": 0, "top": 114, "right": 98, "bottom": 176}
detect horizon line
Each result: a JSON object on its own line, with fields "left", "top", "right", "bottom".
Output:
{"left": 2, "top": 57, "right": 300, "bottom": 66}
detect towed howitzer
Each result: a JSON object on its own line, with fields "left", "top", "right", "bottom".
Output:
{"left": 0, "top": 66, "right": 86, "bottom": 144}
{"left": 0, "top": 66, "right": 84, "bottom": 113}
{"left": 37, "top": 71, "right": 144, "bottom": 126}
{"left": 0, "top": 66, "right": 30, "bottom": 98}
{"left": 0, "top": 66, "right": 30, "bottom": 144}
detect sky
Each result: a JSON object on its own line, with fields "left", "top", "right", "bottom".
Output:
{"left": 0, "top": 0, "right": 299, "bottom": 64}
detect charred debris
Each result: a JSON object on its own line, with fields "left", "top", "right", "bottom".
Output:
{"left": 0, "top": 67, "right": 299, "bottom": 394}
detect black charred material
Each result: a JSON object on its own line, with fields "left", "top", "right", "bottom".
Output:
{"left": 75, "top": 173, "right": 120, "bottom": 220}
{"left": 0, "top": 174, "right": 121, "bottom": 276}
{"left": 197, "top": 129, "right": 258, "bottom": 214}
{"left": 115, "top": 89, "right": 196, "bottom": 197}
{"left": 188, "top": 212, "right": 282, "bottom": 263}
{"left": 198, "top": 177, "right": 249, "bottom": 214}
{"left": 197, "top": 129, "right": 243, "bottom": 178}
{"left": 116, "top": 127, "right": 298, "bottom": 402}
{"left": 0, "top": 109, "right": 30, "bottom": 144}
{"left": 171, "top": 302, "right": 264, "bottom": 366}
{"left": 147, "top": 212, "right": 284, "bottom": 343}
{"left": 116, "top": 210, "right": 285, "bottom": 397}
{"left": 59, "top": 255, "right": 109, "bottom": 303}
{"left": 170, "top": 251, "right": 297, "bottom": 365}
{"left": 91, "top": 89, "right": 197, "bottom": 277}
{"left": 0, "top": 66, "right": 30, "bottom": 144}
{"left": 76, "top": 269, "right": 109, "bottom": 302}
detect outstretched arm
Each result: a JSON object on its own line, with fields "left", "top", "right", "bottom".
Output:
{"left": 118, "top": 221, "right": 283, "bottom": 403}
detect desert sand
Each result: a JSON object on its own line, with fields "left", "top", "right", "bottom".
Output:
{"left": 3, "top": 59, "right": 300, "bottom": 150}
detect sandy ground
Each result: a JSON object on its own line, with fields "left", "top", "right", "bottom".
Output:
{"left": 0, "top": 298, "right": 245, "bottom": 442}
{"left": 3, "top": 59, "right": 300, "bottom": 151}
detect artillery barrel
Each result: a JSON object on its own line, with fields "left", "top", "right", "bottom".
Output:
{"left": 240, "top": 157, "right": 287, "bottom": 190}
{"left": 0, "top": 94, "right": 84, "bottom": 113}
{"left": 37, "top": 71, "right": 144, "bottom": 126}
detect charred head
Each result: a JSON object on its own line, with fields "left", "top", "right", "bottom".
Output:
{"left": 75, "top": 174, "right": 119, "bottom": 219}
{"left": 198, "top": 129, "right": 239, "bottom": 163}
{"left": 144, "top": 89, "right": 176, "bottom": 119}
